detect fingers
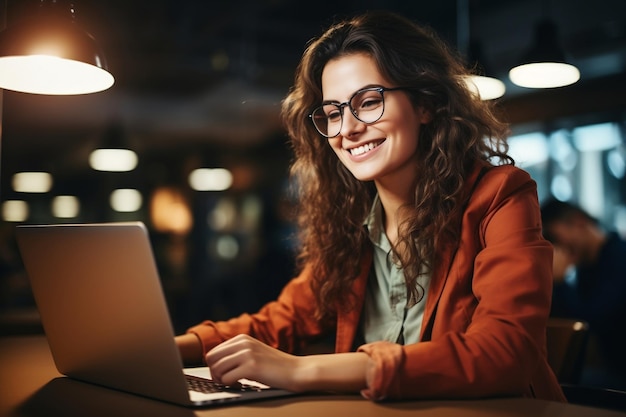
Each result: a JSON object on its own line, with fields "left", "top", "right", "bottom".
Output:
{"left": 206, "top": 334, "right": 257, "bottom": 365}
{"left": 204, "top": 335, "right": 298, "bottom": 389}
{"left": 210, "top": 348, "right": 253, "bottom": 385}
{"left": 205, "top": 335, "right": 260, "bottom": 385}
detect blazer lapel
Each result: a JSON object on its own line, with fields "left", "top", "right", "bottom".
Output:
{"left": 419, "top": 242, "right": 455, "bottom": 341}
{"left": 335, "top": 248, "right": 372, "bottom": 352}
{"left": 419, "top": 164, "right": 487, "bottom": 341}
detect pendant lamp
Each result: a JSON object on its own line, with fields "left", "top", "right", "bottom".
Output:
{"left": 465, "top": 75, "right": 506, "bottom": 100}
{"left": 457, "top": 0, "right": 505, "bottom": 100}
{"left": 89, "top": 123, "right": 138, "bottom": 172}
{"left": 464, "top": 41, "right": 506, "bottom": 100}
{"left": 0, "top": 0, "right": 114, "bottom": 95}
{"left": 509, "top": 18, "right": 580, "bottom": 89}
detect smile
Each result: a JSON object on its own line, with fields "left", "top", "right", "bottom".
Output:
{"left": 348, "top": 140, "right": 384, "bottom": 156}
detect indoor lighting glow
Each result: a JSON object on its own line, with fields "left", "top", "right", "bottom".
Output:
{"left": 509, "top": 19, "right": 579, "bottom": 89}
{"left": 89, "top": 148, "right": 138, "bottom": 172}
{"left": 607, "top": 149, "right": 626, "bottom": 179}
{"left": 52, "top": 195, "right": 80, "bottom": 218}
{"left": 189, "top": 168, "right": 233, "bottom": 191}
{"left": 456, "top": 0, "right": 505, "bottom": 100}
{"left": 12, "top": 172, "right": 53, "bottom": 193}
{"left": 215, "top": 235, "right": 240, "bottom": 260}
{"left": 548, "top": 130, "right": 578, "bottom": 172}
{"left": 464, "top": 75, "right": 506, "bottom": 100}
{"left": 149, "top": 186, "right": 193, "bottom": 235}
{"left": 572, "top": 123, "right": 621, "bottom": 152}
{"left": 208, "top": 198, "right": 238, "bottom": 230}
{"left": 110, "top": 189, "right": 143, "bottom": 212}
{"left": 509, "top": 62, "right": 580, "bottom": 88}
{"left": 550, "top": 174, "right": 574, "bottom": 202}
{"left": 0, "top": 1, "right": 114, "bottom": 95}
{"left": 2, "top": 200, "right": 29, "bottom": 222}
{"left": 0, "top": 55, "right": 113, "bottom": 95}
{"left": 507, "top": 133, "right": 549, "bottom": 167}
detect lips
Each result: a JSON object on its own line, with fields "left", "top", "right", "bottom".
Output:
{"left": 348, "top": 139, "right": 385, "bottom": 156}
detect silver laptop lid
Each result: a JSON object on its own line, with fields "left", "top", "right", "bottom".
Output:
{"left": 16, "top": 222, "right": 192, "bottom": 405}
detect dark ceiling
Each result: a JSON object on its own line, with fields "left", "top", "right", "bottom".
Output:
{"left": 1, "top": 0, "right": 626, "bottom": 198}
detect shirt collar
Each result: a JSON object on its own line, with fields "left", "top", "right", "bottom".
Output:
{"left": 364, "top": 194, "right": 389, "bottom": 252}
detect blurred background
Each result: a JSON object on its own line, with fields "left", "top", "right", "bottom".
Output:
{"left": 0, "top": 0, "right": 625, "bottom": 342}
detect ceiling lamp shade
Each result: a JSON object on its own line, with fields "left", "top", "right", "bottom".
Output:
{"left": 0, "top": 1, "right": 114, "bottom": 95}
{"left": 89, "top": 123, "right": 138, "bottom": 172}
{"left": 456, "top": 0, "right": 505, "bottom": 101}
{"left": 464, "top": 43, "right": 505, "bottom": 100}
{"left": 464, "top": 74, "right": 506, "bottom": 101}
{"left": 509, "top": 19, "right": 580, "bottom": 89}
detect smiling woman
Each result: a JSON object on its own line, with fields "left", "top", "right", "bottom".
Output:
{"left": 174, "top": 10, "right": 564, "bottom": 403}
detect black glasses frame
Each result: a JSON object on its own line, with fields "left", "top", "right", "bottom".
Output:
{"left": 308, "top": 86, "right": 410, "bottom": 138}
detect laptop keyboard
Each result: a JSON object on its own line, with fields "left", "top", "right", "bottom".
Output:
{"left": 185, "top": 374, "right": 264, "bottom": 393}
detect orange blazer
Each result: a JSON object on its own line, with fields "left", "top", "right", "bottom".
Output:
{"left": 188, "top": 164, "right": 566, "bottom": 402}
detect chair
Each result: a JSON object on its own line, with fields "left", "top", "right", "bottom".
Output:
{"left": 545, "top": 317, "right": 589, "bottom": 384}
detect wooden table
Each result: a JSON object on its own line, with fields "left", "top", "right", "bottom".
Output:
{"left": 2, "top": 336, "right": 625, "bottom": 417}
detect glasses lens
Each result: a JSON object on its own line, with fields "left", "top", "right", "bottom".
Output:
{"left": 350, "top": 89, "right": 385, "bottom": 124}
{"left": 310, "top": 88, "right": 386, "bottom": 138}
{"left": 311, "top": 104, "right": 342, "bottom": 137}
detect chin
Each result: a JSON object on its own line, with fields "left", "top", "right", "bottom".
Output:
{"left": 347, "top": 169, "right": 378, "bottom": 182}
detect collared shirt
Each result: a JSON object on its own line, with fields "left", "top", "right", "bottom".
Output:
{"left": 361, "top": 196, "right": 430, "bottom": 345}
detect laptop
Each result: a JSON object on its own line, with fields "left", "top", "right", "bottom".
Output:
{"left": 15, "top": 222, "right": 296, "bottom": 407}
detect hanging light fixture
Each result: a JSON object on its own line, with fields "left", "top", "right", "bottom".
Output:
{"left": 457, "top": 0, "right": 505, "bottom": 100}
{"left": 89, "top": 122, "right": 138, "bottom": 172}
{"left": 509, "top": 18, "right": 580, "bottom": 89}
{"left": 464, "top": 75, "right": 506, "bottom": 101}
{"left": 464, "top": 41, "right": 506, "bottom": 100}
{"left": 0, "top": 0, "right": 114, "bottom": 95}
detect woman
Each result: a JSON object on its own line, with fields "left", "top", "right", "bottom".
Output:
{"left": 176, "top": 11, "right": 565, "bottom": 402}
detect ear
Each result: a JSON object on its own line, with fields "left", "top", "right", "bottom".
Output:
{"left": 416, "top": 106, "right": 433, "bottom": 124}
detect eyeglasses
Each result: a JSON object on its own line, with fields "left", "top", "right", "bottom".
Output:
{"left": 308, "top": 86, "right": 409, "bottom": 138}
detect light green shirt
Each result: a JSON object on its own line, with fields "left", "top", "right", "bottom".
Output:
{"left": 361, "top": 196, "right": 430, "bottom": 345}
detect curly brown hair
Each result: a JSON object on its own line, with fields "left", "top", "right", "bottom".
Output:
{"left": 281, "top": 11, "right": 512, "bottom": 325}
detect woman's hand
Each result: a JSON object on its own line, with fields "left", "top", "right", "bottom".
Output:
{"left": 205, "top": 334, "right": 304, "bottom": 391}
{"left": 204, "top": 334, "right": 370, "bottom": 394}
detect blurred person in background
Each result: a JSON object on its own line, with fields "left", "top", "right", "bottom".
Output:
{"left": 541, "top": 198, "right": 626, "bottom": 390}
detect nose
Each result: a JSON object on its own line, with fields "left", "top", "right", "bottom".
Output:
{"left": 339, "top": 107, "right": 365, "bottom": 138}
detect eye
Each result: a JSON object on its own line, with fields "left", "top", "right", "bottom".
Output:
{"left": 359, "top": 96, "right": 383, "bottom": 110}
{"left": 353, "top": 90, "right": 383, "bottom": 111}
{"left": 323, "top": 105, "right": 342, "bottom": 122}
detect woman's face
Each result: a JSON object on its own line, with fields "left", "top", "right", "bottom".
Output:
{"left": 320, "top": 53, "right": 431, "bottom": 188}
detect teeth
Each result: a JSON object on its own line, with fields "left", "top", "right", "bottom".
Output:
{"left": 349, "top": 141, "right": 380, "bottom": 156}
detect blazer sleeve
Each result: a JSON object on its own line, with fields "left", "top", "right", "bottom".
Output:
{"left": 368, "top": 166, "right": 561, "bottom": 400}
{"left": 186, "top": 263, "right": 325, "bottom": 355}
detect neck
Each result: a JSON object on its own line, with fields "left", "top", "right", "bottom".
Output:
{"left": 375, "top": 185, "right": 413, "bottom": 247}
